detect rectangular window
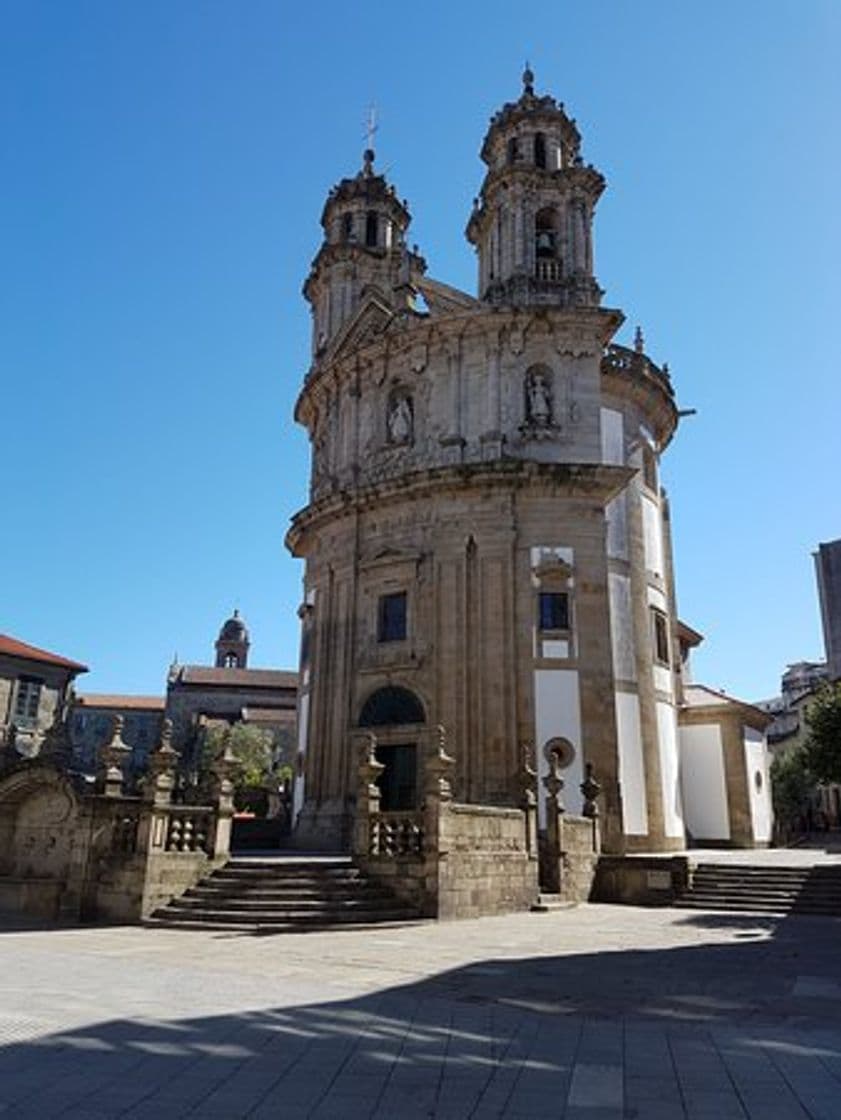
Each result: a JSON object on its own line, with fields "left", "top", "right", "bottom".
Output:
{"left": 14, "top": 676, "right": 43, "bottom": 726}
{"left": 378, "top": 592, "right": 407, "bottom": 643}
{"left": 538, "top": 591, "right": 570, "bottom": 632}
{"left": 651, "top": 608, "right": 670, "bottom": 666}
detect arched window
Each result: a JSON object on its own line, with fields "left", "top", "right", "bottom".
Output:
{"left": 535, "top": 208, "right": 557, "bottom": 257}
{"left": 341, "top": 213, "right": 353, "bottom": 243}
{"left": 534, "top": 132, "right": 547, "bottom": 169}
{"left": 365, "top": 211, "right": 378, "bottom": 248}
{"left": 359, "top": 686, "right": 425, "bottom": 727}
{"left": 507, "top": 136, "right": 520, "bottom": 165}
{"left": 223, "top": 652, "right": 239, "bottom": 669}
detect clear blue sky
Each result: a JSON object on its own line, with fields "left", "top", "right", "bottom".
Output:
{"left": 3, "top": 1, "right": 839, "bottom": 701}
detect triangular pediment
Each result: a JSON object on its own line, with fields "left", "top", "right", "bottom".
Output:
{"left": 359, "top": 546, "right": 423, "bottom": 572}
{"left": 326, "top": 290, "right": 395, "bottom": 362}
{"left": 415, "top": 276, "right": 479, "bottom": 316}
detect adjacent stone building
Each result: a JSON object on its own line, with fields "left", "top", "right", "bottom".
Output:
{"left": 0, "top": 633, "right": 87, "bottom": 767}
{"left": 287, "top": 70, "right": 722, "bottom": 853}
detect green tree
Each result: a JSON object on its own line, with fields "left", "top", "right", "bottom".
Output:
{"left": 770, "top": 749, "right": 812, "bottom": 831}
{"left": 201, "top": 722, "right": 286, "bottom": 810}
{"left": 803, "top": 683, "right": 841, "bottom": 785}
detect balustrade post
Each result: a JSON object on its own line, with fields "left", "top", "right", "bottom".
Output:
{"left": 423, "top": 725, "right": 455, "bottom": 860}
{"left": 208, "top": 733, "right": 237, "bottom": 859}
{"left": 521, "top": 741, "right": 539, "bottom": 861}
{"left": 542, "top": 752, "right": 566, "bottom": 893}
{"left": 354, "top": 733, "right": 384, "bottom": 858}
{"left": 97, "top": 716, "right": 131, "bottom": 798}
{"left": 580, "top": 762, "right": 602, "bottom": 853}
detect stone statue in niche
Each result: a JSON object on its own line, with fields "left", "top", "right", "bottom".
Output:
{"left": 526, "top": 368, "right": 553, "bottom": 425}
{"left": 387, "top": 393, "right": 413, "bottom": 446}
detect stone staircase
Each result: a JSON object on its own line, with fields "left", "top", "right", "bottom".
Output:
{"left": 149, "top": 856, "right": 423, "bottom": 932}
{"left": 675, "top": 862, "right": 841, "bottom": 916}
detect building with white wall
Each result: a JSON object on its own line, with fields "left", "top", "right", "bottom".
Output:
{"left": 287, "top": 70, "right": 765, "bottom": 853}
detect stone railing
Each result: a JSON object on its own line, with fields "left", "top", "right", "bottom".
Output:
{"left": 353, "top": 727, "right": 539, "bottom": 919}
{"left": 602, "top": 342, "right": 673, "bottom": 397}
{"left": 369, "top": 811, "right": 424, "bottom": 856}
{"left": 164, "top": 807, "right": 215, "bottom": 854}
{"left": 535, "top": 258, "right": 562, "bottom": 282}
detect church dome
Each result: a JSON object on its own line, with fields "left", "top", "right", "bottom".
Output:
{"left": 218, "top": 610, "right": 248, "bottom": 643}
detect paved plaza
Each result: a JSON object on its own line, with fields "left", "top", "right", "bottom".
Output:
{"left": 2, "top": 898, "right": 841, "bottom": 1120}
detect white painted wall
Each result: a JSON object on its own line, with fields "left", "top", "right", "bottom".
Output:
{"left": 641, "top": 494, "right": 664, "bottom": 577}
{"left": 656, "top": 701, "right": 685, "bottom": 838}
{"left": 293, "top": 691, "right": 309, "bottom": 823}
{"left": 608, "top": 573, "right": 636, "bottom": 682}
{"left": 601, "top": 407, "right": 624, "bottom": 464}
{"left": 678, "top": 723, "right": 730, "bottom": 841}
{"left": 744, "top": 727, "right": 773, "bottom": 844}
{"left": 534, "top": 668, "right": 583, "bottom": 825}
{"left": 616, "top": 691, "right": 648, "bottom": 835}
{"left": 601, "top": 408, "right": 628, "bottom": 560}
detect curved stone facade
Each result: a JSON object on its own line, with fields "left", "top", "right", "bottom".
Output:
{"left": 288, "top": 72, "right": 685, "bottom": 854}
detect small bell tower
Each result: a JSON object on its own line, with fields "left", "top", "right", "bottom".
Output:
{"left": 303, "top": 144, "right": 420, "bottom": 358}
{"left": 215, "top": 610, "right": 250, "bottom": 669}
{"left": 466, "top": 67, "right": 605, "bottom": 309}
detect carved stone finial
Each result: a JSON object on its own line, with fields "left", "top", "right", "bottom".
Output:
{"left": 542, "top": 751, "right": 566, "bottom": 812}
{"left": 580, "top": 762, "right": 602, "bottom": 819}
{"left": 522, "top": 63, "right": 535, "bottom": 96}
{"left": 148, "top": 718, "right": 177, "bottom": 773}
{"left": 99, "top": 714, "right": 131, "bottom": 797}
{"left": 426, "top": 726, "right": 455, "bottom": 801}
{"left": 634, "top": 325, "right": 645, "bottom": 354}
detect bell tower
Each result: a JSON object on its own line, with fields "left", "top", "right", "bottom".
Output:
{"left": 466, "top": 67, "right": 604, "bottom": 309}
{"left": 303, "top": 147, "right": 419, "bottom": 358}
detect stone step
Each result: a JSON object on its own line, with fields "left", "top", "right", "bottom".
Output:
{"left": 152, "top": 905, "right": 419, "bottom": 927}
{"left": 530, "top": 893, "right": 577, "bottom": 913}
{"left": 151, "top": 855, "right": 422, "bottom": 931}
{"left": 676, "top": 861, "right": 841, "bottom": 918}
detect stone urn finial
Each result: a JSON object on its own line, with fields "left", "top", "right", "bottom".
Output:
{"left": 580, "top": 762, "right": 602, "bottom": 819}
{"left": 99, "top": 715, "right": 132, "bottom": 797}
{"left": 542, "top": 751, "right": 566, "bottom": 813}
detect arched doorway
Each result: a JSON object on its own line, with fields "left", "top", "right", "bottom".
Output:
{"left": 358, "top": 686, "right": 425, "bottom": 812}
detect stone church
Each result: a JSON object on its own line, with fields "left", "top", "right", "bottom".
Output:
{"left": 287, "top": 70, "right": 769, "bottom": 856}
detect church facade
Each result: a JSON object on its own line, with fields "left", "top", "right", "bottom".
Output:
{"left": 287, "top": 72, "right": 699, "bottom": 854}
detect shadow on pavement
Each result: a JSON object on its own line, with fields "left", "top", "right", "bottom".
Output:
{"left": 2, "top": 909, "right": 841, "bottom": 1118}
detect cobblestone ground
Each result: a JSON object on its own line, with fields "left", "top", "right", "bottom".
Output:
{"left": 1, "top": 904, "right": 841, "bottom": 1119}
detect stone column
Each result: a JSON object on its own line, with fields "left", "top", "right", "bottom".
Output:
{"left": 580, "top": 762, "right": 602, "bottom": 853}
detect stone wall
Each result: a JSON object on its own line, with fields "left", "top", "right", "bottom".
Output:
{"left": 591, "top": 854, "right": 690, "bottom": 906}
{"left": 556, "top": 814, "right": 600, "bottom": 902}
{"left": 437, "top": 803, "right": 537, "bottom": 919}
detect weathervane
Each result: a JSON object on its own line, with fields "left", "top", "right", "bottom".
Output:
{"left": 364, "top": 104, "right": 378, "bottom": 152}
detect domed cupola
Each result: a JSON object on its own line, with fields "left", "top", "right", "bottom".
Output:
{"left": 215, "top": 609, "right": 250, "bottom": 669}
{"left": 466, "top": 67, "right": 605, "bottom": 309}
{"left": 304, "top": 148, "right": 419, "bottom": 358}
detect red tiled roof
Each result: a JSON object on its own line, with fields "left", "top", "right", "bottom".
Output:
{"left": 0, "top": 633, "right": 88, "bottom": 673}
{"left": 175, "top": 666, "right": 298, "bottom": 690}
{"left": 76, "top": 694, "right": 164, "bottom": 711}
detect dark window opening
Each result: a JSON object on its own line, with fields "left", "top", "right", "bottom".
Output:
{"left": 652, "top": 609, "right": 670, "bottom": 666}
{"left": 359, "top": 686, "right": 425, "bottom": 727}
{"left": 14, "top": 676, "right": 43, "bottom": 726}
{"left": 341, "top": 213, "right": 353, "bottom": 242}
{"left": 378, "top": 591, "right": 407, "bottom": 643}
{"left": 538, "top": 592, "right": 570, "bottom": 632}
{"left": 223, "top": 652, "right": 239, "bottom": 669}
{"left": 535, "top": 208, "right": 557, "bottom": 258}
{"left": 365, "top": 211, "right": 378, "bottom": 247}
{"left": 507, "top": 137, "right": 520, "bottom": 164}
{"left": 534, "top": 132, "right": 547, "bottom": 168}
{"left": 375, "top": 743, "right": 418, "bottom": 811}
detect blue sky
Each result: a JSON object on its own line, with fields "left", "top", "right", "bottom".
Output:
{"left": 2, "top": 1, "right": 839, "bottom": 701}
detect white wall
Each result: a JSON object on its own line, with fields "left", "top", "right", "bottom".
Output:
{"left": 601, "top": 408, "right": 628, "bottom": 560}
{"left": 679, "top": 723, "right": 730, "bottom": 841}
{"left": 616, "top": 691, "right": 648, "bottom": 835}
{"left": 641, "top": 494, "right": 664, "bottom": 577}
{"left": 744, "top": 727, "right": 773, "bottom": 844}
{"left": 535, "top": 668, "right": 583, "bottom": 825}
{"left": 609, "top": 573, "right": 636, "bottom": 682}
{"left": 656, "top": 701, "right": 685, "bottom": 838}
